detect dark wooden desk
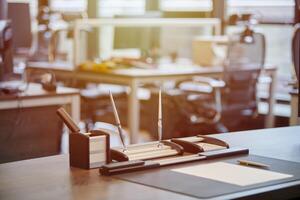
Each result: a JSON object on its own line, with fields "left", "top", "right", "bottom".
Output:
{"left": 0, "top": 126, "right": 299, "bottom": 200}
{"left": 0, "top": 82, "right": 81, "bottom": 163}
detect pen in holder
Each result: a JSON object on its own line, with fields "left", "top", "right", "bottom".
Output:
{"left": 57, "top": 107, "right": 110, "bottom": 169}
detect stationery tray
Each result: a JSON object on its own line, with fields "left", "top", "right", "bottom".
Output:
{"left": 100, "top": 135, "right": 249, "bottom": 175}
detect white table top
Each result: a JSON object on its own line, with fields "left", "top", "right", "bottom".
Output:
{"left": 0, "top": 81, "right": 79, "bottom": 101}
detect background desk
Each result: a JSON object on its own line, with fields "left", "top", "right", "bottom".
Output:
{"left": 0, "top": 82, "right": 80, "bottom": 123}
{"left": 0, "top": 82, "right": 80, "bottom": 162}
{"left": 26, "top": 63, "right": 277, "bottom": 143}
{"left": 0, "top": 126, "right": 299, "bottom": 200}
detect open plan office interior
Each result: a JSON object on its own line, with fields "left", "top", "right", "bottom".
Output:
{"left": 0, "top": 0, "right": 300, "bottom": 199}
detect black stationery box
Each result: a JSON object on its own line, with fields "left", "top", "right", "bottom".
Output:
{"left": 69, "top": 130, "right": 110, "bottom": 169}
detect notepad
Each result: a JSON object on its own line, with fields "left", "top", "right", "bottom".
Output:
{"left": 172, "top": 162, "right": 293, "bottom": 186}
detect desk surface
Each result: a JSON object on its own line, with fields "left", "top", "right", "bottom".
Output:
{"left": 0, "top": 81, "right": 79, "bottom": 101}
{"left": 0, "top": 126, "right": 299, "bottom": 200}
{"left": 27, "top": 61, "right": 276, "bottom": 78}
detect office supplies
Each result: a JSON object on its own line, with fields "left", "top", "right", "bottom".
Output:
{"left": 199, "top": 147, "right": 249, "bottom": 159}
{"left": 41, "top": 72, "right": 57, "bottom": 92}
{"left": 110, "top": 140, "right": 184, "bottom": 162}
{"left": 100, "top": 146, "right": 249, "bottom": 176}
{"left": 157, "top": 88, "right": 162, "bottom": 147}
{"left": 109, "top": 90, "right": 183, "bottom": 162}
{"left": 100, "top": 154, "right": 206, "bottom": 176}
{"left": 57, "top": 107, "right": 110, "bottom": 169}
{"left": 171, "top": 135, "right": 229, "bottom": 153}
{"left": 172, "top": 162, "right": 291, "bottom": 187}
{"left": 116, "top": 154, "right": 300, "bottom": 199}
{"left": 99, "top": 89, "right": 250, "bottom": 175}
{"left": 57, "top": 93, "right": 249, "bottom": 173}
{"left": 57, "top": 107, "right": 80, "bottom": 133}
{"left": 0, "top": 81, "right": 22, "bottom": 95}
{"left": 100, "top": 135, "right": 247, "bottom": 175}
{"left": 69, "top": 130, "right": 110, "bottom": 169}
{"left": 101, "top": 160, "right": 160, "bottom": 176}
{"left": 238, "top": 159, "right": 270, "bottom": 168}
{"left": 109, "top": 91, "right": 126, "bottom": 151}
{"left": 108, "top": 89, "right": 186, "bottom": 162}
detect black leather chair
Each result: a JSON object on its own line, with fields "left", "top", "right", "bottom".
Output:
{"left": 292, "top": 23, "right": 300, "bottom": 81}
{"left": 292, "top": 23, "right": 300, "bottom": 117}
{"left": 177, "top": 31, "right": 266, "bottom": 132}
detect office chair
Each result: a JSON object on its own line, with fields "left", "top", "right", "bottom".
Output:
{"left": 7, "top": 3, "right": 32, "bottom": 56}
{"left": 0, "top": 20, "right": 13, "bottom": 81}
{"left": 292, "top": 23, "right": 300, "bottom": 82}
{"left": 80, "top": 85, "right": 128, "bottom": 132}
{"left": 176, "top": 31, "right": 266, "bottom": 133}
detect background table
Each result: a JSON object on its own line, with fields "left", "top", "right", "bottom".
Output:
{"left": 0, "top": 81, "right": 80, "bottom": 162}
{"left": 26, "top": 63, "right": 277, "bottom": 143}
{"left": 0, "top": 81, "right": 80, "bottom": 123}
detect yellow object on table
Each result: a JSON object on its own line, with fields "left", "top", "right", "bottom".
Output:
{"left": 79, "top": 58, "right": 153, "bottom": 73}
{"left": 79, "top": 61, "right": 116, "bottom": 73}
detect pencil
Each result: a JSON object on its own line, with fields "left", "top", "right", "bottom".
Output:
{"left": 109, "top": 91, "right": 127, "bottom": 150}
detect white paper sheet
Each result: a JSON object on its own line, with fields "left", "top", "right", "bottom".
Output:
{"left": 172, "top": 162, "right": 293, "bottom": 186}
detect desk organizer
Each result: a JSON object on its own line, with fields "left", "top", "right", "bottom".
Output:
{"left": 100, "top": 135, "right": 248, "bottom": 176}
{"left": 69, "top": 130, "right": 110, "bottom": 169}
{"left": 56, "top": 107, "right": 110, "bottom": 169}
{"left": 111, "top": 140, "right": 184, "bottom": 162}
{"left": 171, "top": 135, "right": 229, "bottom": 153}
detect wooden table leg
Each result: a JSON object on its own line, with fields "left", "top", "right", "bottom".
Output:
{"left": 290, "top": 94, "right": 299, "bottom": 125}
{"left": 71, "top": 94, "right": 81, "bottom": 124}
{"left": 128, "top": 79, "right": 140, "bottom": 144}
{"left": 265, "top": 70, "right": 277, "bottom": 128}
{"left": 214, "top": 22, "right": 221, "bottom": 35}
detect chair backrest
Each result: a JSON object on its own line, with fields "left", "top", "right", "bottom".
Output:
{"left": 225, "top": 32, "right": 265, "bottom": 72}
{"left": 8, "top": 3, "right": 32, "bottom": 51}
{"left": 292, "top": 23, "right": 300, "bottom": 81}
{"left": 223, "top": 31, "right": 266, "bottom": 107}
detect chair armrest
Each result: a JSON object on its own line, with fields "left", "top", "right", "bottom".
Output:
{"left": 258, "top": 75, "right": 272, "bottom": 84}
{"left": 178, "top": 76, "right": 225, "bottom": 94}
{"left": 192, "top": 76, "right": 225, "bottom": 88}
{"left": 177, "top": 76, "right": 224, "bottom": 124}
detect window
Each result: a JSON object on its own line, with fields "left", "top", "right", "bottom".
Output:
{"left": 159, "top": 0, "right": 212, "bottom": 12}
{"left": 227, "top": 0, "right": 295, "bottom": 24}
{"left": 99, "top": 0, "right": 146, "bottom": 17}
{"left": 50, "top": 0, "right": 87, "bottom": 12}
{"left": 226, "top": 0, "right": 296, "bottom": 78}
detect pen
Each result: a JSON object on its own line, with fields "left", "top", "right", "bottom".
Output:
{"left": 238, "top": 160, "right": 270, "bottom": 168}
{"left": 56, "top": 107, "right": 80, "bottom": 133}
{"left": 109, "top": 91, "right": 127, "bottom": 151}
{"left": 157, "top": 88, "right": 163, "bottom": 147}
